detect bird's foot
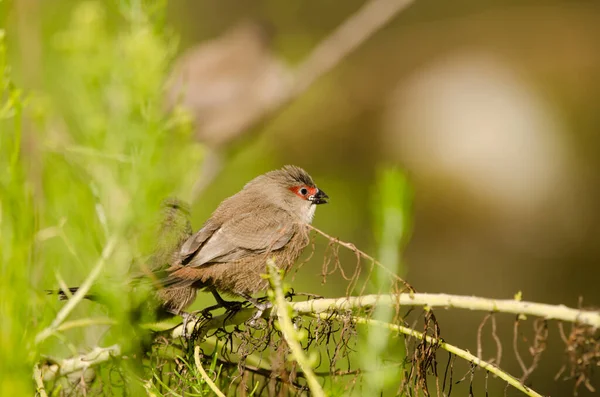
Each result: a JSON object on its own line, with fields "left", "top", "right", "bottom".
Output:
{"left": 246, "top": 300, "right": 272, "bottom": 328}
{"left": 199, "top": 300, "right": 243, "bottom": 319}
{"left": 209, "top": 288, "right": 244, "bottom": 312}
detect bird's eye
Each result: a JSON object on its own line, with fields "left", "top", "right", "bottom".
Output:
{"left": 300, "top": 187, "right": 308, "bottom": 196}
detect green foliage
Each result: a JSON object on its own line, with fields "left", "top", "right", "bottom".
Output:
{"left": 1, "top": 1, "right": 200, "bottom": 394}
{"left": 0, "top": 26, "right": 37, "bottom": 396}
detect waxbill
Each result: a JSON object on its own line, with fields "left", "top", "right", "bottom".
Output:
{"left": 163, "top": 165, "right": 328, "bottom": 311}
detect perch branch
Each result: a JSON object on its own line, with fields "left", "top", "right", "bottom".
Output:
{"left": 171, "top": 292, "right": 598, "bottom": 339}
{"left": 292, "top": 293, "right": 600, "bottom": 328}
{"left": 40, "top": 292, "right": 598, "bottom": 384}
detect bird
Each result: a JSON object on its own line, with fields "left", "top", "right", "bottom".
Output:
{"left": 164, "top": 20, "right": 292, "bottom": 200}
{"left": 49, "top": 166, "right": 328, "bottom": 325}
{"left": 162, "top": 165, "right": 328, "bottom": 314}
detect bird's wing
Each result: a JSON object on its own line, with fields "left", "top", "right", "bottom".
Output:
{"left": 181, "top": 206, "right": 296, "bottom": 268}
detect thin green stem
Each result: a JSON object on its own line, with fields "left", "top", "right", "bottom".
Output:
{"left": 35, "top": 237, "right": 117, "bottom": 344}
{"left": 194, "top": 345, "right": 226, "bottom": 397}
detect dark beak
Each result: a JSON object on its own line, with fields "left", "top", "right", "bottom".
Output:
{"left": 311, "top": 189, "right": 329, "bottom": 205}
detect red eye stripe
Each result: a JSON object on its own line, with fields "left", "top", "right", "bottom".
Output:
{"left": 289, "top": 186, "right": 317, "bottom": 198}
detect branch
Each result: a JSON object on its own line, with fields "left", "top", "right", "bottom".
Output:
{"left": 291, "top": 293, "right": 600, "bottom": 328}
{"left": 292, "top": 0, "right": 415, "bottom": 96}
{"left": 33, "top": 364, "right": 48, "bottom": 397}
{"left": 35, "top": 237, "right": 117, "bottom": 344}
{"left": 190, "top": 0, "right": 416, "bottom": 198}
{"left": 40, "top": 292, "right": 598, "bottom": 386}
{"left": 247, "top": 0, "right": 416, "bottom": 127}
{"left": 170, "top": 292, "right": 598, "bottom": 339}
{"left": 314, "top": 312, "right": 544, "bottom": 397}
{"left": 40, "top": 344, "right": 121, "bottom": 382}
{"left": 267, "top": 259, "right": 325, "bottom": 397}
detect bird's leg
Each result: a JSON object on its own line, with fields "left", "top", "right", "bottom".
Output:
{"left": 211, "top": 288, "right": 243, "bottom": 309}
{"left": 168, "top": 309, "right": 199, "bottom": 338}
{"left": 200, "top": 287, "right": 243, "bottom": 316}
{"left": 239, "top": 293, "right": 272, "bottom": 326}
{"left": 180, "top": 312, "right": 195, "bottom": 338}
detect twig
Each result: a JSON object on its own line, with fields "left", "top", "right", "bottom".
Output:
{"left": 194, "top": 346, "right": 226, "bottom": 397}
{"left": 293, "top": 0, "right": 415, "bottom": 96}
{"left": 267, "top": 259, "right": 325, "bottom": 397}
{"left": 35, "top": 237, "right": 117, "bottom": 344}
{"left": 291, "top": 293, "right": 600, "bottom": 328}
{"left": 308, "top": 224, "right": 414, "bottom": 291}
{"left": 41, "top": 344, "right": 121, "bottom": 382}
{"left": 315, "top": 312, "right": 544, "bottom": 397}
{"left": 190, "top": 0, "right": 416, "bottom": 197}
{"left": 56, "top": 317, "right": 117, "bottom": 332}
{"left": 233, "top": 0, "right": 416, "bottom": 131}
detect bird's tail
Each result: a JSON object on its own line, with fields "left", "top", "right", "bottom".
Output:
{"left": 46, "top": 287, "right": 97, "bottom": 301}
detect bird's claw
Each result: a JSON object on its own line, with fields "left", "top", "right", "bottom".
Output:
{"left": 199, "top": 308, "right": 213, "bottom": 319}
{"left": 245, "top": 301, "right": 272, "bottom": 328}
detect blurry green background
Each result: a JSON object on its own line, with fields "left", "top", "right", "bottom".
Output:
{"left": 1, "top": 0, "right": 599, "bottom": 395}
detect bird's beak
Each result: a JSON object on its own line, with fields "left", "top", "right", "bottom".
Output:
{"left": 311, "top": 189, "right": 329, "bottom": 205}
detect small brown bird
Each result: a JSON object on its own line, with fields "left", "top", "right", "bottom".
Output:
{"left": 50, "top": 167, "right": 327, "bottom": 323}
{"left": 163, "top": 165, "right": 328, "bottom": 312}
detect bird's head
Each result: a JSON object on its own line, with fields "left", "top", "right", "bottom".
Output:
{"left": 246, "top": 165, "right": 328, "bottom": 223}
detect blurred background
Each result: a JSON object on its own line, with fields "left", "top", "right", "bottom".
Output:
{"left": 2, "top": 0, "right": 599, "bottom": 395}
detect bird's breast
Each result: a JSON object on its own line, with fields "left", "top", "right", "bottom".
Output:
{"left": 302, "top": 204, "right": 317, "bottom": 224}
